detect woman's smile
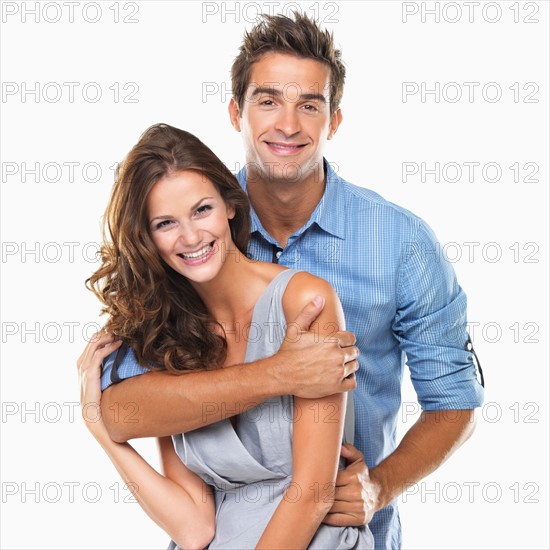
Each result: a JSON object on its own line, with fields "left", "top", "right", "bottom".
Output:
{"left": 147, "top": 170, "right": 236, "bottom": 284}
{"left": 177, "top": 241, "right": 216, "bottom": 265}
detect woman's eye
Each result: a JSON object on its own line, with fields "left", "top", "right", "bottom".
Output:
{"left": 195, "top": 204, "right": 212, "bottom": 216}
{"left": 155, "top": 220, "right": 173, "bottom": 230}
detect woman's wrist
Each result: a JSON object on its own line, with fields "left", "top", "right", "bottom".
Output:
{"left": 82, "top": 411, "right": 116, "bottom": 446}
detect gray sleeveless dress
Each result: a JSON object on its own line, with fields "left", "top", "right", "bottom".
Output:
{"left": 169, "top": 269, "right": 374, "bottom": 549}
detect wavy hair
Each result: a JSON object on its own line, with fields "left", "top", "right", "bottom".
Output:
{"left": 87, "top": 124, "right": 250, "bottom": 373}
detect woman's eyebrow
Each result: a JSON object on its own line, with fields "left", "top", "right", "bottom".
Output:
{"left": 190, "top": 196, "right": 215, "bottom": 210}
{"left": 149, "top": 214, "right": 172, "bottom": 224}
{"left": 149, "top": 196, "right": 215, "bottom": 223}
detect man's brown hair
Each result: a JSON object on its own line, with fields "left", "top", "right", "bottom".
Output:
{"left": 231, "top": 12, "right": 346, "bottom": 115}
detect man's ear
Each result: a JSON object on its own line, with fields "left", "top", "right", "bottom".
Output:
{"left": 228, "top": 98, "right": 241, "bottom": 132}
{"left": 327, "top": 108, "right": 343, "bottom": 140}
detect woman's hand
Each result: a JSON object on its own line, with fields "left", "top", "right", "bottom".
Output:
{"left": 77, "top": 332, "right": 122, "bottom": 439}
{"left": 77, "top": 332, "right": 216, "bottom": 548}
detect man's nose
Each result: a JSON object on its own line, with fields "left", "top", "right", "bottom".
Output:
{"left": 275, "top": 106, "right": 300, "bottom": 137}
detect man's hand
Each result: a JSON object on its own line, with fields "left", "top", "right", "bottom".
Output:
{"left": 272, "top": 296, "right": 359, "bottom": 399}
{"left": 323, "top": 410, "right": 478, "bottom": 527}
{"left": 323, "top": 444, "right": 380, "bottom": 527}
{"left": 100, "top": 296, "right": 360, "bottom": 441}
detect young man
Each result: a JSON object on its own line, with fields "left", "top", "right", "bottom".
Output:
{"left": 100, "top": 12, "right": 484, "bottom": 548}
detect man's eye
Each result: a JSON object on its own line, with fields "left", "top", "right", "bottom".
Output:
{"left": 303, "top": 104, "right": 318, "bottom": 112}
{"left": 260, "top": 99, "right": 275, "bottom": 106}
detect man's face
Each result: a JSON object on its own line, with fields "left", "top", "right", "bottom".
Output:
{"left": 229, "top": 52, "right": 341, "bottom": 186}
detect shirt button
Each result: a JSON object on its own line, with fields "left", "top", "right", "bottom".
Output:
{"left": 276, "top": 250, "right": 282, "bottom": 259}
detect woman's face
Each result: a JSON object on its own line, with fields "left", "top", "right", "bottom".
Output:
{"left": 147, "top": 170, "right": 236, "bottom": 284}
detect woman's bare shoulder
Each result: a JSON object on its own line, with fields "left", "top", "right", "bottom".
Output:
{"left": 282, "top": 271, "right": 342, "bottom": 326}
{"left": 246, "top": 258, "right": 288, "bottom": 284}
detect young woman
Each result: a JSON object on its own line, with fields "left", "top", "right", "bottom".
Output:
{"left": 78, "top": 123, "right": 373, "bottom": 549}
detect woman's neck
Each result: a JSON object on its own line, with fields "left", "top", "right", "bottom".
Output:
{"left": 190, "top": 249, "right": 265, "bottom": 323}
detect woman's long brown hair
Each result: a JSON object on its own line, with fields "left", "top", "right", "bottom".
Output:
{"left": 87, "top": 124, "right": 250, "bottom": 373}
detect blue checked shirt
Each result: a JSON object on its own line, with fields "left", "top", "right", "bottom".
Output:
{"left": 102, "top": 160, "right": 484, "bottom": 549}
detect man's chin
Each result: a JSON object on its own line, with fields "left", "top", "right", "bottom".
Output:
{"left": 247, "top": 160, "right": 310, "bottom": 186}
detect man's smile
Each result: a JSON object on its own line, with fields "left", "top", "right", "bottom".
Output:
{"left": 264, "top": 141, "right": 307, "bottom": 154}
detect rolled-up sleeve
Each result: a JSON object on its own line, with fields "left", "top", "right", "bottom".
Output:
{"left": 101, "top": 345, "right": 150, "bottom": 392}
{"left": 393, "top": 219, "right": 485, "bottom": 410}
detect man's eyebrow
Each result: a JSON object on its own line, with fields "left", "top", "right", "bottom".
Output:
{"left": 250, "top": 86, "right": 327, "bottom": 103}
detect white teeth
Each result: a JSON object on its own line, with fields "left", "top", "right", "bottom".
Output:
{"left": 273, "top": 143, "right": 299, "bottom": 149}
{"left": 181, "top": 243, "right": 213, "bottom": 259}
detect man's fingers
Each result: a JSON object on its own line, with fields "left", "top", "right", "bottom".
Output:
{"left": 340, "top": 443, "right": 365, "bottom": 463}
{"left": 323, "top": 512, "right": 363, "bottom": 528}
{"left": 289, "top": 295, "right": 325, "bottom": 332}
{"left": 335, "top": 330, "right": 356, "bottom": 347}
{"left": 332, "top": 483, "right": 357, "bottom": 501}
{"left": 340, "top": 373, "right": 357, "bottom": 392}
{"left": 344, "top": 345, "right": 359, "bottom": 366}
{"left": 340, "top": 443, "right": 353, "bottom": 460}
{"left": 342, "top": 355, "right": 359, "bottom": 377}
{"left": 345, "top": 346, "right": 359, "bottom": 365}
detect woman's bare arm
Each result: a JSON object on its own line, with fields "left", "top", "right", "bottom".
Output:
{"left": 256, "top": 274, "right": 347, "bottom": 549}
{"left": 78, "top": 333, "right": 215, "bottom": 550}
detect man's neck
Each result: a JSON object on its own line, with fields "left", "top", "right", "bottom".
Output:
{"left": 246, "top": 164, "right": 326, "bottom": 247}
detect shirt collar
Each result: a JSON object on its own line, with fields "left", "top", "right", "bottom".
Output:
{"left": 311, "top": 160, "right": 347, "bottom": 240}
{"left": 235, "top": 159, "right": 346, "bottom": 242}
{"left": 235, "top": 167, "right": 267, "bottom": 238}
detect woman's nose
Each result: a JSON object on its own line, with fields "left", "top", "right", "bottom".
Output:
{"left": 177, "top": 222, "right": 202, "bottom": 249}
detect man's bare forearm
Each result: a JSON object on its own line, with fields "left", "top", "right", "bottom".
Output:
{"left": 370, "top": 409, "right": 477, "bottom": 510}
{"left": 102, "top": 356, "right": 284, "bottom": 442}
{"left": 100, "top": 313, "right": 359, "bottom": 443}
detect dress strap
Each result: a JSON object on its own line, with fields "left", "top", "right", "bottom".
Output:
{"left": 249, "top": 268, "right": 355, "bottom": 446}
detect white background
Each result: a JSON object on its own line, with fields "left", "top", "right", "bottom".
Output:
{"left": 1, "top": 1, "right": 548, "bottom": 548}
